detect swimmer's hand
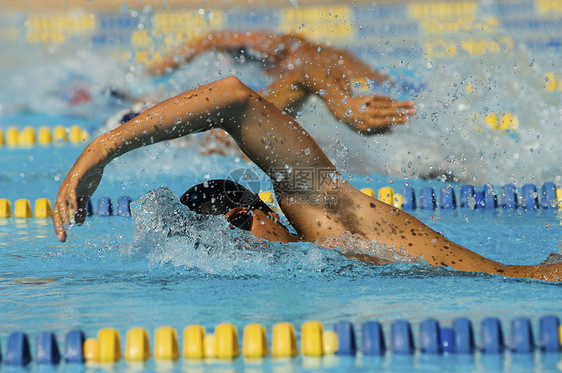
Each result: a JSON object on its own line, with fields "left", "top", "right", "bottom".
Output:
{"left": 53, "top": 146, "right": 105, "bottom": 242}
{"left": 333, "top": 95, "right": 416, "bottom": 134}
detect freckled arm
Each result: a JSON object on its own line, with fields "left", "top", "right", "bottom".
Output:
{"left": 351, "top": 196, "right": 562, "bottom": 282}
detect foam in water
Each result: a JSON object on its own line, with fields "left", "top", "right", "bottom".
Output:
{"left": 299, "top": 48, "right": 560, "bottom": 186}
{"left": 128, "top": 187, "right": 344, "bottom": 276}
{"left": 125, "top": 187, "right": 435, "bottom": 278}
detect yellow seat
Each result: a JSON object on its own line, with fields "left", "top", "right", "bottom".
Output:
{"left": 154, "top": 326, "right": 179, "bottom": 360}
{"left": 14, "top": 199, "right": 32, "bottom": 218}
{"left": 34, "top": 198, "right": 52, "bottom": 218}
{"left": 242, "top": 323, "right": 268, "bottom": 358}
{"left": 0, "top": 199, "right": 11, "bottom": 218}
{"left": 19, "top": 127, "right": 36, "bottom": 146}
{"left": 271, "top": 322, "right": 297, "bottom": 357}
{"left": 97, "top": 328, "right": 121, "bottom": 362}
{"left": 53, "top": 125, "right": 67, "bottom": 143}
{"left": 301, "top": 321, "right": 324, "bottom": 357}
{"left": 7, "top": 127, "right": 19, "bottom": 146}
{"left": 215, "top": 323, "right": 239, "bottom": 359}
{"left": 125, "top": 328, "right": 150, "bottom": 361}
{"left": 38, "top": 127, "right": 52, "bottom": 145}
{"left": 183, "top": 325, "right": 205, "bottom": 359}
{"left": 83, "top": 338, "right": 99, "bottom": 363}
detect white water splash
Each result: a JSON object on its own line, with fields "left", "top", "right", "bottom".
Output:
{"left": 126, "top": 187, "right": 373, "bottom": 277}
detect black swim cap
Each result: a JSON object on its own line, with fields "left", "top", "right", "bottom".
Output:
{"left": 120, "top": 111, "right": 140, "bottom": 124}
{"left": 180, "top": 179, "right": 272, "bottom": 215}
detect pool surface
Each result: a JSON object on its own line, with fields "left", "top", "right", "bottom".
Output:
{"left": 1, "top": 0, "right": 561, "bottom": 371}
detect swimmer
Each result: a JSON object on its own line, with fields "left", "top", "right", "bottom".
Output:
{"left": 147, "top": 30, "right": 416, "bottom": 134}
{"left": 53, "top": 76, "right": 561, "bottom": 282}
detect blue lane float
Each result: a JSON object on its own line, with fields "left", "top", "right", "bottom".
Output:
{"left": 391, "top": 320, "right": 415, "bottom": 354}
{"left": 334, "top": 320, "right": 357, "bottom": 356}
{"left": 481, "top": 317, "right": 505, "bottom": 354}
{"left": 439, "top": 186, "right": 456, "bottom": 209}
{"left": 439, "top": 327, "right": 455, "bottom": 353}
{"left": 6, "top": 332, "right": 31, "bottom": 366}
{"left": 460, "top": 185, "right": 475, "bottom": 209}
{"left": 453, "top": 317, "right": 476, "bottom": 354}
{"left": 541, "top": 182, "right": 557, "bottom": 209}
{"left": 474, "top": 191, "right": 485, "bottom": 209}
{"left": 419, "top": 319, "right": 441, "bottom": 354}
{"left": 401, "top": 186, "right": 416, "bottom": 210}
{"left": 521, "top": 184, "right": 539, "bottom": 210}
{"left": 362, "top": 321, "right": 386, "bottom": 356}
{"left": 36, "top": 331, "right": 61, "bottom": 365}
{"left": 419, "top": 187, "right": 436, "bottom": 210}
{"left": 86, "top": 199, "right": 93, "bottom": 216}
{"left": 97, "top": 197, "right": 113, "bottom": 216}
{"left": 539, "top": 315, "right": 561, "bottom": 353}
{"left": 117, "top": 196, "right": 132, "bottom": 216}
{"left": 483, "top": 184, "right": 498, "bottom": 209}
{"left": 65, "top": 330, "right": 85, "bottom": 363}
{"left": 501, "top": 184, "right": 518, "bottom": 209}
{"left": 510, "top": 317, "right": 535, "bottom": 354}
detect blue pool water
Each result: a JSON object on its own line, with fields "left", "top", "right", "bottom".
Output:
{"left": 1, "top": 0, "right": 562, "bottom": 372}
{"left": 1, "top": 137, "right": 561, "bottom": 372}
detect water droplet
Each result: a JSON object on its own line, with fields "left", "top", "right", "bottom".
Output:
{"left": 431, "top": 112, "right": 438, "bottom": 122}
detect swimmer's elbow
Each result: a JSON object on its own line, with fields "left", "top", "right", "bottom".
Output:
{"left": 216, "top": 76, "right": 255, "bottom": 103}
{"left": 220, "top": 75, "right": 244, "bottom": 86}
{"left": 219, "top": 76, "right": 247, "bottom": 92}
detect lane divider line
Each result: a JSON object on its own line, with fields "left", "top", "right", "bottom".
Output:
{"left": 1, "top": 315, "right": 560, "bottom": 366}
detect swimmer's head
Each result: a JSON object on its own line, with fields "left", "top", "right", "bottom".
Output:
{"left": 104, "top": 102, "right": 150, "bottom": 130}
{"left": 180, "top": 179, "right": 271, "bottom": 215}
{"left": 180, "top": 179, "right": 297, "bottom": 243}
{"left": 120, "top": 111, "right": 141, "bottom": 124}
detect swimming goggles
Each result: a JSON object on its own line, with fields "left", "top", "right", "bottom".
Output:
{"left": 227, "top": 209, "right": 253, "bottom": 231}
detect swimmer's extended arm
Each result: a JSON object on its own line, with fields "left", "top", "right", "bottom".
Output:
{"left": 147, "top": 29, "right": 415, "bottom": 133}
{"left": 53, "top": 76, "right": 335, "bottom": 242}
{"left": 260, "top": 68, "right": 416, "bottom": 134}
{"left": 147, "top": 30, "right": 287, "bottom": 76}
{"left": 298, "top": 67, "right": 416, "bottom": 134}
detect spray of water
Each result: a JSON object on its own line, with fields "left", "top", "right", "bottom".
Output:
{"left": 125, "top": 187, "right": 429, "bottom": 277}
{"left": 2, "top": 33, "right": 558, "bottom": 186}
